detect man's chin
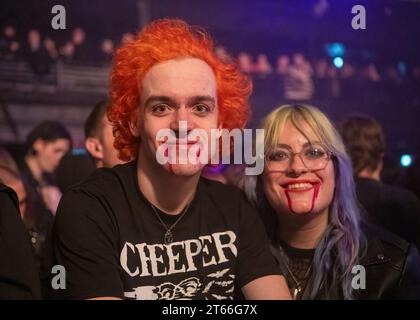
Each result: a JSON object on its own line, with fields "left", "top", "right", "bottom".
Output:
{"left": 163, "top": 163, "right": 205, "bottom": 176}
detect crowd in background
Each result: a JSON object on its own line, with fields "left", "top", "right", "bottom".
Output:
{"left": 1, "top": 24, "right": 420, "bottom": 105}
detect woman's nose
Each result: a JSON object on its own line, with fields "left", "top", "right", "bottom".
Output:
{"left": 285, "top": 154, "right": 307, "bottom": 176}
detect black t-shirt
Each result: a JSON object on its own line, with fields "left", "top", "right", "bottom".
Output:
{"left": 0, "top": 184, "right": 41, "bottom": 299}
{"left": 53, "top": 161, "right": 280, "bottom": 300}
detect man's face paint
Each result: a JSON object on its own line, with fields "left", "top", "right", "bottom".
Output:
{"left": 262, "top": 121, "right": 335, "bottom": 217}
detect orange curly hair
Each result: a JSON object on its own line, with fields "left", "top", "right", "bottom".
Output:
{"left": 109, "top": 18, "right": 252, "bottom": 161}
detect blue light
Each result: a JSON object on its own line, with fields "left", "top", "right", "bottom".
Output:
{"left": 398, "top": 61, "right": 407, "bottom": 76}
{"left": 333, "top": 57, "right": 344, "bottom": 69}
{"left": 325, "top": 43, "right": 345, "bottom": 58}
{"left": 72, "top": 148, "right": 87, "bottom": 156}
{"left": 400, "top": 154, "right": 412, "bottom": 167}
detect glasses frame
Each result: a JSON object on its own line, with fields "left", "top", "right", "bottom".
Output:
{"left": 264, "top": 144, "right": 334, "bottom": 173}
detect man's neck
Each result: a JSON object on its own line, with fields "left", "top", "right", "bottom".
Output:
{"left": 277, "top": 210, "right": 328, "bottom": 249}
{"left": 25, "top": 155, "right": 43, "bottom": 183}
{"left": 136, "top": 154, "right": 200, "bottom": 215}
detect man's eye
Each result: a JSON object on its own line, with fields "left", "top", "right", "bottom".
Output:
{"left": 152, "top": 104, "right": 170, "bottom": 114}
{"left": 193, "top": 104, "right": 210, "bottom": 113}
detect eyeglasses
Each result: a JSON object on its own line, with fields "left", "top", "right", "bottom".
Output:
{"left": 265, "top": 143, "right": 333, "bottom": 172}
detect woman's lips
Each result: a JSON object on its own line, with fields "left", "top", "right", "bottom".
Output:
{"left": 281, "top": 180, "right": 321, "bottom": 192}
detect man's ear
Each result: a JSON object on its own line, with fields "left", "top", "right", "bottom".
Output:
{"left": 85, "top": 137, "right": 103, "bottom": 160}
{"left": 129, "top": 111, "right": 141, "bottom": 138}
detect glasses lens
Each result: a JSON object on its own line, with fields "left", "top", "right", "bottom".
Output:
{"left": 266, "top": 148, "right": 290, "bottom": 171}
{"left": 301, "top": 144, "right": 329, "bottom": 170}
{"left": 265, "top": 144, "right": 330, "bottom": 171}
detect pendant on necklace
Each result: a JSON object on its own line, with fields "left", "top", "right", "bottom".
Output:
{"left": 164, "top": 230, "right": 173, "bottom": 244}
{"left": 292, "top": 286, "right": 302, "bottom": 300}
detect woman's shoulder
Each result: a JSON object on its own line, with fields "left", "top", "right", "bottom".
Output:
{"left": 359, "top": 223, "right": 420, "bottom": 299}
{"left": 361, "top": 222, "right": 412, "bottom": 267}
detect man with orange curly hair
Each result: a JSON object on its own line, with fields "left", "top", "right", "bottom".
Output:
{"left": 53, "top": 19, "right": 290, "bottom": 300}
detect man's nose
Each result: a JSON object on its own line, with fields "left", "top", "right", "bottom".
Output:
{"left": 170, "top": 108, "right": 195, "bottom": 137}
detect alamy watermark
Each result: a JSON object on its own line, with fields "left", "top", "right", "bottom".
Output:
{"left": 352, "top": 5, "right": 366, "bottom": 30}
{"left": 155, "top": 121, "right": 264, "bottom": 175}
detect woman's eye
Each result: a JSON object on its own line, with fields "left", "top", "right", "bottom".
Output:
{"left": 268, "top": 151, "right": 289, "bottom": 161}
{"left": 306, "top": 148, "right": 326, "bottom": 158}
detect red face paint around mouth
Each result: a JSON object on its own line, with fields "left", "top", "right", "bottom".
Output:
{"left": 284, "top": 182, "right": 321, "bottom": 214}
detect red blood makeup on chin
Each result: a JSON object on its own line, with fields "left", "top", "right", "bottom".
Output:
{"left": 284, "top": 183, "right": 321, "bottom": 213}
{"left": 310, "top": 183, "right": 320, "bottom": 211}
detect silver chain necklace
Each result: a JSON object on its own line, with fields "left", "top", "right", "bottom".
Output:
{"left": 284, "top": 258, "right": 313, "bottom": 300}
{"left": 150, "top": 202, "right": 191, "bottom": 245}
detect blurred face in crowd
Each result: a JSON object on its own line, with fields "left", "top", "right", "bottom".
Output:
{"left": 32, "top": 138, "right": 71, "bottom": 174}
{"left": 121, "top": 32, "right": 135, "bottom": 44}
{"left": 101, "top": 39, "right": 114, "bottom": 55}
{"left": 72, "top": 27, "right": 86, "bottom": 45}
{"left": 4, "top": 26, "right": 16, "bottom": 38}
{"left": 28, "top": 29, "right": 41, "bottom": 49}
{"left": 132, "top": 58, "right": 219, "bottom": 177}
{"left": 277, "top": 55, "right": 290, "bottom": 72}
{"left": 61, "top": 41, "right": 75, "bottom": 58}
{"left": 262, "top": 120, "right": 335, "bottom": 218}
{"left": 44, "top": 37, "right": 56, "bottom": 51}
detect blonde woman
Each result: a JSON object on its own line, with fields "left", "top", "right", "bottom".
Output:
{"left": 245, "top": 104, "right": 420, "bottom": 299}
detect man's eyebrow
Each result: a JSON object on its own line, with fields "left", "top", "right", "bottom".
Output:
{"left": 187, "top": 95, "right": 216, "bottom": 105}
{"left": 143, "top": 96, "right": 176, "bottom": 107}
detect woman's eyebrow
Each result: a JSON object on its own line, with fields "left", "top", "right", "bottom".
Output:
{"left": 275, "top": 141, "right": 322, "bottom": 150}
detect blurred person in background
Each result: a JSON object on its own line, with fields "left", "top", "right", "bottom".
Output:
{"left": 0, "top": 166, "right": 27, "bottom": 219}
{"left": 255, "top": 54, "right": 273, "bottom": 76}
{"left": 0, "top": 146, "right": 20, "bottom": 173}
{"left": 276, "top": 55, "right": 290, "bottom": 76}
{"left": 18, "top": 121, "right": 71, "bottom": 273}
{"left": 0, "top": 25, "right": 20, "bottom": 60}
{"left": 0, "top": 147, "right": 26, "bottom": 218}
{"left": 98, "top": 38, "right": 114, "bottom": 65}
{"left": 71, "top": 27, "right": 90, "bottom": 63}
{"left": 84, "top": 100, "right": 124, "bottom": 168}
{"left": 25, "top": 29, "right": 51, "bottom": 77}
{"left": 238, "top": 52, "right": 255, "bottom": 74}
{"left": 43, "top": 37, "right": 59, "bottom": 61}
{"left": 121, "top": 32, "right": 135, "bottom": 44}
{"left": 285, "top": 53, "right": 314, "bottom": 102}
{"left": 0, "top": 183, "right": 41, "bottom": 299}
{"left": 338, "top": 114, "right": 420, "bottom": 251}
{"left": 59, "top": 41, "right": 75, "bottom": 63}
